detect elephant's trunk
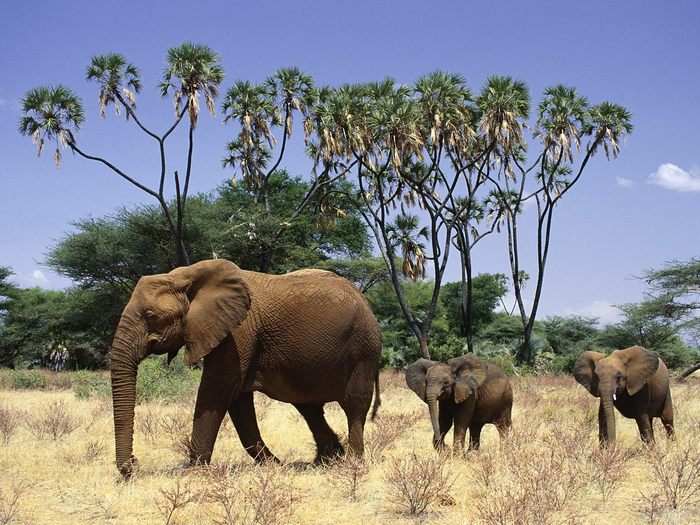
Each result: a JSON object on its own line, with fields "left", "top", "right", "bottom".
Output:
{"left": 426, "top": 395, "right": 442, "bottom": 447}
{"left": 110, "top": 315, "right": 144, "bottom": 477}
{"left": 600, "top": 382, "right": 617, "bottom": 446}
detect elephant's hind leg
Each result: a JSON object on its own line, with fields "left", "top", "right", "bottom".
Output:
{"left": 340, "top": 362, "right": 376, "bottom": 458}
{"left": 293, "top": 403, "right": 344, "bottom": 463}
{"left": 660, "top": 392, "right": 674, "bottom": 439}
{"left": 229, "top": 392, "right": 279, "bottom": 464}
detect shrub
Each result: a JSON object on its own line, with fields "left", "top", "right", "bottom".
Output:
{"left": 429, "top": 335, "right": 468, "bottom": 362}
{"left": 365, "top": 411, "right": 422, "bottom": 461}
{"left": 384, "top": 450, "right": 454, "bottom": 516}
{"left": 0, "top": 405, "right": 19, "bottom": 445}
{"left": 329, "top": 455, "right": 370, "bottom": 501}
{"left": 7, "top": 369, "right": 47, "bottom": 390}
{"left": 71, "top": 370, "right": 111, "bottom": 399}
{"left": 644, "top": 442, "right": 700, "bottom": 510}
{"left": 0, "top": 480, "right": 30, "bottom": 525}
{"left": 157, "top": 478, "right": 198, "bottom": 525}
{"left": 136, "top": 356, "right": 200, "bottom": 403}
{"left": 26, "top": 400, "right": 81, "bottom": 440}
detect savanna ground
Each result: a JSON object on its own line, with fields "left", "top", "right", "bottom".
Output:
{"left": 0, "top": 370, "right": 699, "bottom": 525}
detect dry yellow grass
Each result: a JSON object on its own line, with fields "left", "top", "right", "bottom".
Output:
{"left": 1, "top": 371, "right": 699, "bottom": 524}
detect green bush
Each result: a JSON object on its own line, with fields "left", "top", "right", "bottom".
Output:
{"left": 6, "top": 369, "right": 48, "bottom": 390}
{"left": 71, "top": 370, "right": 111, "bottom": 399}
{"left": 429, "top": 335, "right": 469, "bottom": 362}
{"left": 534, "top": 351, "right": 578, "bottom": 375}
{"left": 655, "top": 340, "right": 700, "bottom": 370}
{"left": 135, "top": 355, "right": 201, "bottom": 403}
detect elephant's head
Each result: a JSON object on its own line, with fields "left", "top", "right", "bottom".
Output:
{"left": 110, "top": 259, "right": 250, "bottom": 477}
{"left": 405, "top": 354, "right": 487, "bottom": 446}
{"left": 573, "top": 346, "right": 659, "bottom": 444}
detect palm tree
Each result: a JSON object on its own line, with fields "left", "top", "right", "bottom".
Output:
{"left": 536, "top": 85, "right": 589, "bottom": 163}
{"left": 221, "top": 69, "right": 319, "bottom": 272}
{"left": 20, "top": 43, "right": 226, "bottom": 267}
{"left": 86, "top": 53, "right": 141, "bottom": 118}
{"left": 414, "top": 71, "right": 475, "bottom": 155}
{"left": 388, "top": 214, "right": 429, "bottom": 282}
{"left": 160, "top": 42, "right": 225, "bottom": 129}
{"left": 587, "top": 102, "right": 633, "bottom": 160}
{"left": 18, "top": 85, "right": 85, "bottom": 168}
{"left": 477, "top": 76, "right": 530, "bottom": 157}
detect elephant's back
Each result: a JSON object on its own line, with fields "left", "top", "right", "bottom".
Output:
{"left": 237, "top": 268, "right": 381, "bottom": 403}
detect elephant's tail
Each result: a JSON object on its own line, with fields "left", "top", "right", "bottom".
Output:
{"left": 371, "top": 370, "right": 381, "bottom": 421}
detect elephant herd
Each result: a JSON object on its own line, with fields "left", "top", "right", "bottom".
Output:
{"left": 110, "top": 259, "right": 675, "bottom": 478}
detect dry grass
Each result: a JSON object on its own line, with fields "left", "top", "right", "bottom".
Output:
{"left": 0, "top": 374, "right": 699, "bottom": 524}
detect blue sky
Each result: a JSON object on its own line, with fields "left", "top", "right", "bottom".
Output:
{"left": 1, "top": 1, "right": 698, "bottom": 324}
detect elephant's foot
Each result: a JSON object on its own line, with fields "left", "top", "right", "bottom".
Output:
{"left": 118, "top": 455, "right": 139, "bottom": 480}
{"left": 314, "top": 441, "right": 345, "bottom": 464}
{"left": 187, "top": 440, "right": 213, "bottom": 466}
{"left": 248, "top": 443, "right": 281, "bottom": 465}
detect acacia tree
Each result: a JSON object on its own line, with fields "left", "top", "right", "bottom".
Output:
{"left": 18, "top": 43, "right": 225, "bottom": 266}
{"left": 488, "top": 85, "right": 633, "bottom": 363}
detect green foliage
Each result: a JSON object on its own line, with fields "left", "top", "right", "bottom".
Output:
{"left": 71, "top": 370, "right": 111, "bottom": 399}
{"left": 638, "top": 258, "right": 700, "bottom": 345}
{"left": 654, "top": 338, "right": 699, "bottom": 370}
{"left": 0, "top": 267, "right": 16, "bottom": 315}
{"left": 135, "top": 355, "right": 201, "bottom": 403}
{"left": 541, "top": 315, "right": 599, "bottom": 356}
{"left": 217, "top": 173, "right": 370, "bottom": 273}
{"left": 440, "top": 274, "right": 508, "bottom": 336}
{"left": 3, "top": 369, "right": 48, "bottom": 390}
{"left": 0, "top": 287, "right": 66, "bottom": 368}
{"left": 429, "top": 335, "right": 469, "bottom": 362}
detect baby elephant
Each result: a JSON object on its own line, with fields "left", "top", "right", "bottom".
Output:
{"left": 405, "top": 353, "right": 513, "bottom": 452}
{"left": 573, "top": 345, "right": 674, "bottom": 445}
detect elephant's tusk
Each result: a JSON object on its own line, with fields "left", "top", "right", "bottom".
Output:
{"left": 613, "top": 393, "right": 617, "bottom": 401}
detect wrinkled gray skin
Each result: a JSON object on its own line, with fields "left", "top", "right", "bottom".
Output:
{"left": 405, "top": 354, "right": 512, "bottom": 452}
{"left": 574, "top": 346, "right": 674, "bottom": 446}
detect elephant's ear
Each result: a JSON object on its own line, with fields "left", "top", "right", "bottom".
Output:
{"left": 405, "top": 359, "right": 438, "bottom": 401}
{"left": 615, "top": 346, "right": 659, "bottom": 396}
{"left": 573, "top": 351, "right": 607, "bottom": 397}
{"left": 172, "top": 259, "right": 251, "bottom": 365}
{"left": 448, "top": 354, "right": 487, "bottom": 404}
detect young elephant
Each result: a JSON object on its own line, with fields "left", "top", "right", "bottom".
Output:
{"left": 573, "top": 346, "right": 674, "bottom": 445}
{"left": 405, "top": 354, "right": 513, "bottom": 452}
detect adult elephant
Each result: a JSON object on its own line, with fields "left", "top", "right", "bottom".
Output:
{"left": 111, "top": 259, "right": 381, "bottom": 477}
{"left": 405, "top": 354, "right": 512, "bottom": 452}
{"left": 573, "top": 346, "right": 674, "bottom": 445}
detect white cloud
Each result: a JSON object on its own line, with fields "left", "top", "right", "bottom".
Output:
{"left": 648, "top": 163, "right": 700, "bottom": 192}
{"left": 31, "top": 270, "right": 48, "bottom": 284}
{"left": 13, "top": 269, "right": 50, "bottom": 288}
{"left": 564, "top": 300, "right": 621, "bottom": 326}
{"left": 615, "top": 176, "right": 634, "bottom": 188}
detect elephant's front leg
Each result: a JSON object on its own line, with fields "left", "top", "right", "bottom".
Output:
{"left": 229, "top": 392, "right": 280, "bottom": 464}
{"left": 189, "top": 336, "right": 242, "bottom": 465}
{"left": 435, "top": 400, "right": 454, "bottom": 451}
{"left": 636, "top": 414, "right": 655, "bottom": 445}
{"left": 452, "top": 400, "right": 473, "bottom": 455}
